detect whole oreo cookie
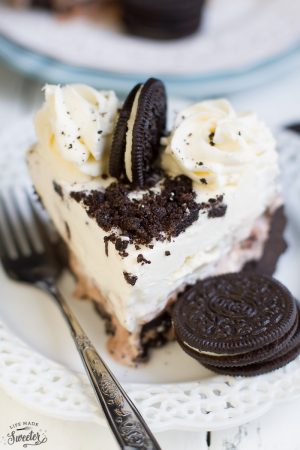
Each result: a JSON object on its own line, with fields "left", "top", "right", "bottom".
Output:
{"left": 121, "top": 0, "right": 206, "bottom": 40}
{"left": 178, "top": 312, "right": 299, "bottom": 368}
{"left": 173, "top": 273, "right": 300, "bottom": 377}
{"left": 173, "top": 273, "right": 297, "bottom": 355}
{"left": 109, "top": 83, "right": 142, "bottom": 180}
{"left": 109, "top": 78, "right": 167, "bottom": 187}
{"left": 202, "top": 310, "right": 300, "bottom": 377}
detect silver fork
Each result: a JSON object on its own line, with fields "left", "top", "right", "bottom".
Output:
{"left": 0, "top": 188, "right": 162, "bottom": 450}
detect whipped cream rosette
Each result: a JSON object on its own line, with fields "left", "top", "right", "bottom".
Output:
{"left": 162, "top": 99, "right": 277, "bottom": 190}
{"left": 35, "top": 84, "right": 118, "bottom": 177}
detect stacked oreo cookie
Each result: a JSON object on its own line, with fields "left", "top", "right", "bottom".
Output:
{"left": 173, "top": 273, "right": 300, "bottom": 376}
{"left": 121, "top": 0, "right": 207, "bottom": 40}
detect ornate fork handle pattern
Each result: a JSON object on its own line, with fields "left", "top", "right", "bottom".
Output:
{"left": 39, "top": 281, "right": 161, "bottom": 450}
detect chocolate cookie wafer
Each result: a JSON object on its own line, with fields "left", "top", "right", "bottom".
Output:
{"left": 173, "top": 273, "right": 300, "bottom": 377}
{"left": 109, "top": 82, "right": 142, "bottom": 179}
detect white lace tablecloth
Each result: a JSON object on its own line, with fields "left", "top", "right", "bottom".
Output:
{"left": 0, "top": 63, "right": 300, "bottom": 449}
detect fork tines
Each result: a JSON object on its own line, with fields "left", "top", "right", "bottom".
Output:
{"left": 0, "top": 188, "right": 44, "bottom": 259}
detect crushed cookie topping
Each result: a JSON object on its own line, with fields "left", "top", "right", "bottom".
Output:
{"left": 123, "top": 272, "right": 138, "bottom": 286}
{"left": 70, "top": 176, "right": 201, "bottom": 250}
{"left": 70, "top": 176, "right": 227, "bottom": 255}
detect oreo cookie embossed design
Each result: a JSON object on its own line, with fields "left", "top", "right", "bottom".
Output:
{"left": 175, "top": 273, "right": 297, "bottom": 353}
{"left": 173, "top": 273, "right": 300, "bottom": 376}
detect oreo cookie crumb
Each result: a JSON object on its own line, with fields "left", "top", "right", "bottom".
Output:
{"left": 200, "top": 178, "right": 207, "bottom": 185}
{"left": 104, "top": 234, "right": 129, "bottom": 258}
{"left": 103, "top": 234, "right": 116, "bottom": 257}
{"left": 123, "top": 271, "right": 138, "bottom": 286}
{"left": 65, "top": 222, "right": 71, "bottom": 240}
{"left": 208, "top": 203, "right": 227, "bottom": 218}
{"left": 199, "top": 195, "right": 227, "bottom": 219}
{"left": 115, "top": 237, "right": 129, "bottom": 257}
{"left": 137, "top": 254, "right": 151, "bottom": 265}
{"left": 70, "top": 175, "right": 202, "bottom": 247}
{"left": 165, "top": 251, "right": 171, "bottom": 256}
{"left": 139, "top": 310, "right": 173, "bottom": 361}
{"left": 209, "top": 131, "right": 215, "bottom": 146}
{"left": 53, "top": 181, "right": 63, "bottom": 199}
{"left": 33, "top": 188, "right": 44, "bottom": 208}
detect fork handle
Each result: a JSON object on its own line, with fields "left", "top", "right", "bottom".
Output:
{"left": 38, "top": 281, "right": 161, "bottom": 450}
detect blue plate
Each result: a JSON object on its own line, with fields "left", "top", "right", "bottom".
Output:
{"left": 0, "top": 33, "right": 300, "bottom": 98}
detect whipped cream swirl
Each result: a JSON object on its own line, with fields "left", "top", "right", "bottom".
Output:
{"left": 162, "top": 99, "right": 276, "bottom": 188}
{"left": 35, "top": 84, "right": 118, "bottom": 176}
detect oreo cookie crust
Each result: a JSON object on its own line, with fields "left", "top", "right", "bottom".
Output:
{"left": 109, "top": 78, "right": 167, "bottom": 187}
{"left": 243, "top": 205, "right": 287, "bottom": 276}
{"left": 173, "top": 273, "right": 297, "bottom": 355}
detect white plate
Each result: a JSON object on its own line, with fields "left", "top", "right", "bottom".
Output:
{"left": 0, "top": 118, "right": 300, "bottom": 432}
{"left": 0, "top": 0, "right": 300, "bottom": 78}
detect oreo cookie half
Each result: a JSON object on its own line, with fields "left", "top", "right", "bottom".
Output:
{"left": 109, "top": 78, "right": 167, "bottom": 187}
{"left": 173, "top": 273, "right": 300, "bottom": 377}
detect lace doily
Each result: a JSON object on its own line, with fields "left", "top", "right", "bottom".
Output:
{"left": 0, "top": 0, "right": 299, "bottom": 77}
{"left": 0, "top": 119, "right": 300, "bottom": 431}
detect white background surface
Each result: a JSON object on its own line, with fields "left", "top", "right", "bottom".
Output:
{"left": 0, "top": 61, "right": 300, "bottom": 449}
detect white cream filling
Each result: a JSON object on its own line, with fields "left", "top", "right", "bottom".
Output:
{"left": 124, "top": 86, "right": 142, "bottom": 182}
{"left": 183, "top": 341, "right": 245, "bottom": 357}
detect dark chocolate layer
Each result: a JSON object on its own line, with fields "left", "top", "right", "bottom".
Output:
{"left": 243, "top": 206, "right": 287, "bottom": 276}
